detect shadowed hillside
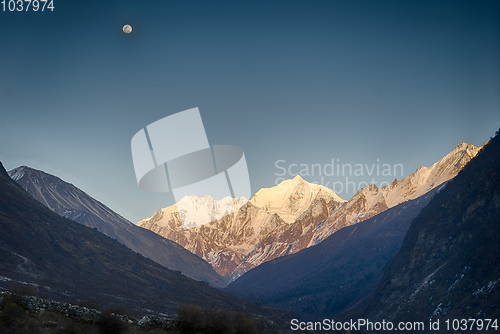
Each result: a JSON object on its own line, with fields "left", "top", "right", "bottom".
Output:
{"left": 8, "top": 165, "right": 226, "bottom": 288}
{"left": 350, "top": 131, "right": 500, "bottom": 327}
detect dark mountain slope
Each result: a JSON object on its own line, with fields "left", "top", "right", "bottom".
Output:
{"left": 353, "top": 133, "right": 500, "bottom": 324}
{"left": 225, "top": 185, "right": 443, "bottom": 319}
{"left": 0, "top": 161, "right": 282, "bottom": 321}
{"left": 8, "top": 166, "right": 225, "bottom": 288}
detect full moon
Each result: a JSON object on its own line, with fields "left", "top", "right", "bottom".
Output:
{"left": 122, "top": 25, "right": 132, "bottom": 34}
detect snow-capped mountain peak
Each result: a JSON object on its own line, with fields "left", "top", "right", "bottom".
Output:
{"left": 177, "top": 195, "right": 247, "bottom": 229}
{"left": 8, "top": 166, "right": 28, "bottom": 182}
{"left": 141, "top": 195, "right": 249, "bottom": 230}
{"left": 249, "top": 175, "right": 345, "bottom": 224}
{"left": 138, "top": 176, "right": 345, "bottom": 280}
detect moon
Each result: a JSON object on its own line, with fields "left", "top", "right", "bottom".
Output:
{"left": 122, "top": 24, "right": 132, "bottom": 34}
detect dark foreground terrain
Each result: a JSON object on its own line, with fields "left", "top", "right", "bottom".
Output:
{"left": 0, "top": 290, "right": 260, "bottom": 334}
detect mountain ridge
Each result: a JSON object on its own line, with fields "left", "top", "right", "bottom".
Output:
{"left": 8, "top": 165, "right": 226, "bottom": 288}
{"left": 309, "top": 142, "right": 481, "bottom": 246}
{"left": 0, "top": 161, "right": 284, "bottom": 322}
{"left": 347, "top": 133, "right": 500, "bottom": 324}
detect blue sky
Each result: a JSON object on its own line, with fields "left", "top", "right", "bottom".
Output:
{"left": 1, "top": 0, "right": 499, "bottom": 222}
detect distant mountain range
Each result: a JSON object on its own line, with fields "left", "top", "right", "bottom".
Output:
{"left": 138, "top": 177, "right": 345, "bottom": 282}
{"left": 138, "top": 142, "right": 480, "bottom": 283}
{"left": 297, "top": 142, "right": 480, "bottom": 247}
{"left": 0, "top": 162, "right": 284, "bottom": 321}
{"left": 8, "top": 166, "right": 226, "bottom": 288}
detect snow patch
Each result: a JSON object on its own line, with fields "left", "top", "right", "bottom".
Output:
{"left": 8, "top": 167, "right": 27, "bottom": 181}
{"left": 473, "top": 278, "right": 500, "bottom": 297}
{"left": 409, "top": 263, "right": 447, "bottom": 301}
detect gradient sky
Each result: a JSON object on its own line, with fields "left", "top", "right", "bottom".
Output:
{"left": 1, "top": 0, "right": 499, "bottom": 223}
